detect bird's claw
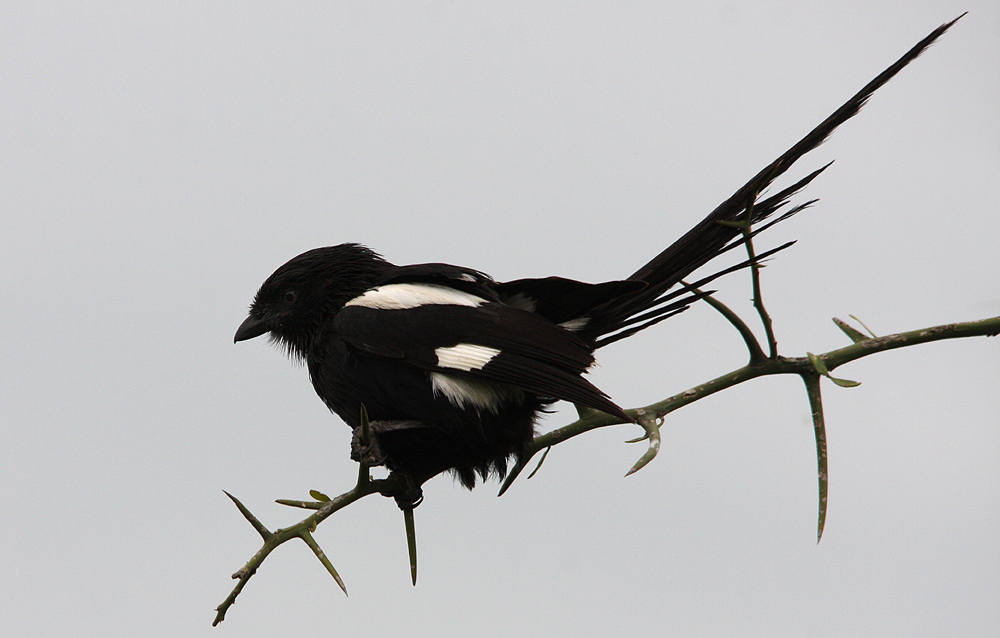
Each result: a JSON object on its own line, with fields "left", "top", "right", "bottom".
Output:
{"left": 351, "top": 425, "right": 387, "bottom": 467}
{"left": 351, "top": 419, "right": 428, "bottom": 467}
{"left": 378, "top": 470, "right": 423, "bottom": 511}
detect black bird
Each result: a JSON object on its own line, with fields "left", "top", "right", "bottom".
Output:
{"left": 234, "top": 19, "right": 958, "bottom": 504}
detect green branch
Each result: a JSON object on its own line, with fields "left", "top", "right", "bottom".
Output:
{"left": 682, "top": 279, "right": 766, "bottom": 364}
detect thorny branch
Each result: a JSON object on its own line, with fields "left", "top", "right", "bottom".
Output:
{"left": 213, "top": 414, "right": 407, "bottom": 626}
{"left": 502, "top": 315, "right": 1000, "bottom": 493}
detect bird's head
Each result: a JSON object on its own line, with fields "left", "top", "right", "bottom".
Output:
{"left": 234, "top": 243, "right": 390, "bottom": 358}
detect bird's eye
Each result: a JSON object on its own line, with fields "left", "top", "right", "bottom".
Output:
{"left": 283, "top": 290, "right": 297, "bottom": 304}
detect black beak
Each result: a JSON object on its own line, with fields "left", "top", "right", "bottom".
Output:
{"left": 234, "top": 314, "right": 271, "bottom": 343}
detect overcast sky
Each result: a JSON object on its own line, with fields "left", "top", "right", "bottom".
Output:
{"left": 1, "top": 2, "right": 997, "bottom": 637}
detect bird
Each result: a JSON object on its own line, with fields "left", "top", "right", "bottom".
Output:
{"left": 234, "top": 18, "right": 959, "bottom": 507}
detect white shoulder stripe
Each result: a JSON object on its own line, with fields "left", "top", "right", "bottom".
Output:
{"left": 435, "top": 344, "right": 501, "bottom": 371}
{"left": 345, "top": 283, "right": 486, "bottom": 310}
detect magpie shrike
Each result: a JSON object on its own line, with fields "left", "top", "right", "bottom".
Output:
{"left": 234, "top": 18, "right": 958, "bottom": 503}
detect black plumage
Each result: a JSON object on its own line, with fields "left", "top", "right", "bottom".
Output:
{"left": 234, "top": 18, "right": 959, "bottom": 501}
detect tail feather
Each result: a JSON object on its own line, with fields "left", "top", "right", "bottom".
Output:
{"left": 592, "top": 241, "right": 796, "bottom": 348}
{"left": 586, "top": 16, "right": 963, "bottom": 347}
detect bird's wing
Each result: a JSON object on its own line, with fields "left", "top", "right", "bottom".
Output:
{"left": 334, "top": 284, "right": 632, "bottom": 421}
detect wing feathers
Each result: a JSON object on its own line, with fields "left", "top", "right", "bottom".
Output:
{"left": 334, "top": 301, "right": 631, "bottom": 422}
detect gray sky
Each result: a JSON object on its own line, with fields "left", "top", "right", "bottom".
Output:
{"left": 1, "top": 2, "right": 997, "bottom": 637}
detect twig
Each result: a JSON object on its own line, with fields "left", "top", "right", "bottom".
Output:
{"left": 681, "top": 279, "right": 766, "bottom": 364}
{"left": 739, "top": 190, "right": 779, "bottom": 358}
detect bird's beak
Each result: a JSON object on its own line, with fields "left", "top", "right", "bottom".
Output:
{"left": 234, "top": 314, "right": 271, "bottom": 343}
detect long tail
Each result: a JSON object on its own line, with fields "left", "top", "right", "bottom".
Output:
{"left": 585, "top": 15, "right": 963, "bottom": 348}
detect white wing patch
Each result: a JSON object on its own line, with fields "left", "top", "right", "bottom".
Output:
{"left": 430, "top": 372, "right": 522, "bottom": 414}
{"left": 345, "top": 283, "right": 487, "bottom": 310}
{"left": 558, "top": 317, "right": 590, "bottom": 332}
{"left": 435, "top": 344, "right": 501, "bottom": 371}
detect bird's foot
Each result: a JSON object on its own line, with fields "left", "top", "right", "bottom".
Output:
{"left": 351, "top": 419, "right": 426, "bottom": 467}
{"left": 351, "top": 424, "right": 387, "bottom": 467}
{"left": 386, "top": 471, "right": 424, "bottom": 511}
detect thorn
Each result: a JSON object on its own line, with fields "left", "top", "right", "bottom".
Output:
{"left": 832, "top": 317, "right": 868, "bottom": 343}
{"left": 526, "top": 446, "right": 551, "bottom": 480}
{"left": 224, "top": 491, "right": 273, "bottom": 541}
{"left": 403, "top": 508, "right": 418, "bottom": 585}
{"left": 300, "top": 530, "right": 348, "bottom": 596}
